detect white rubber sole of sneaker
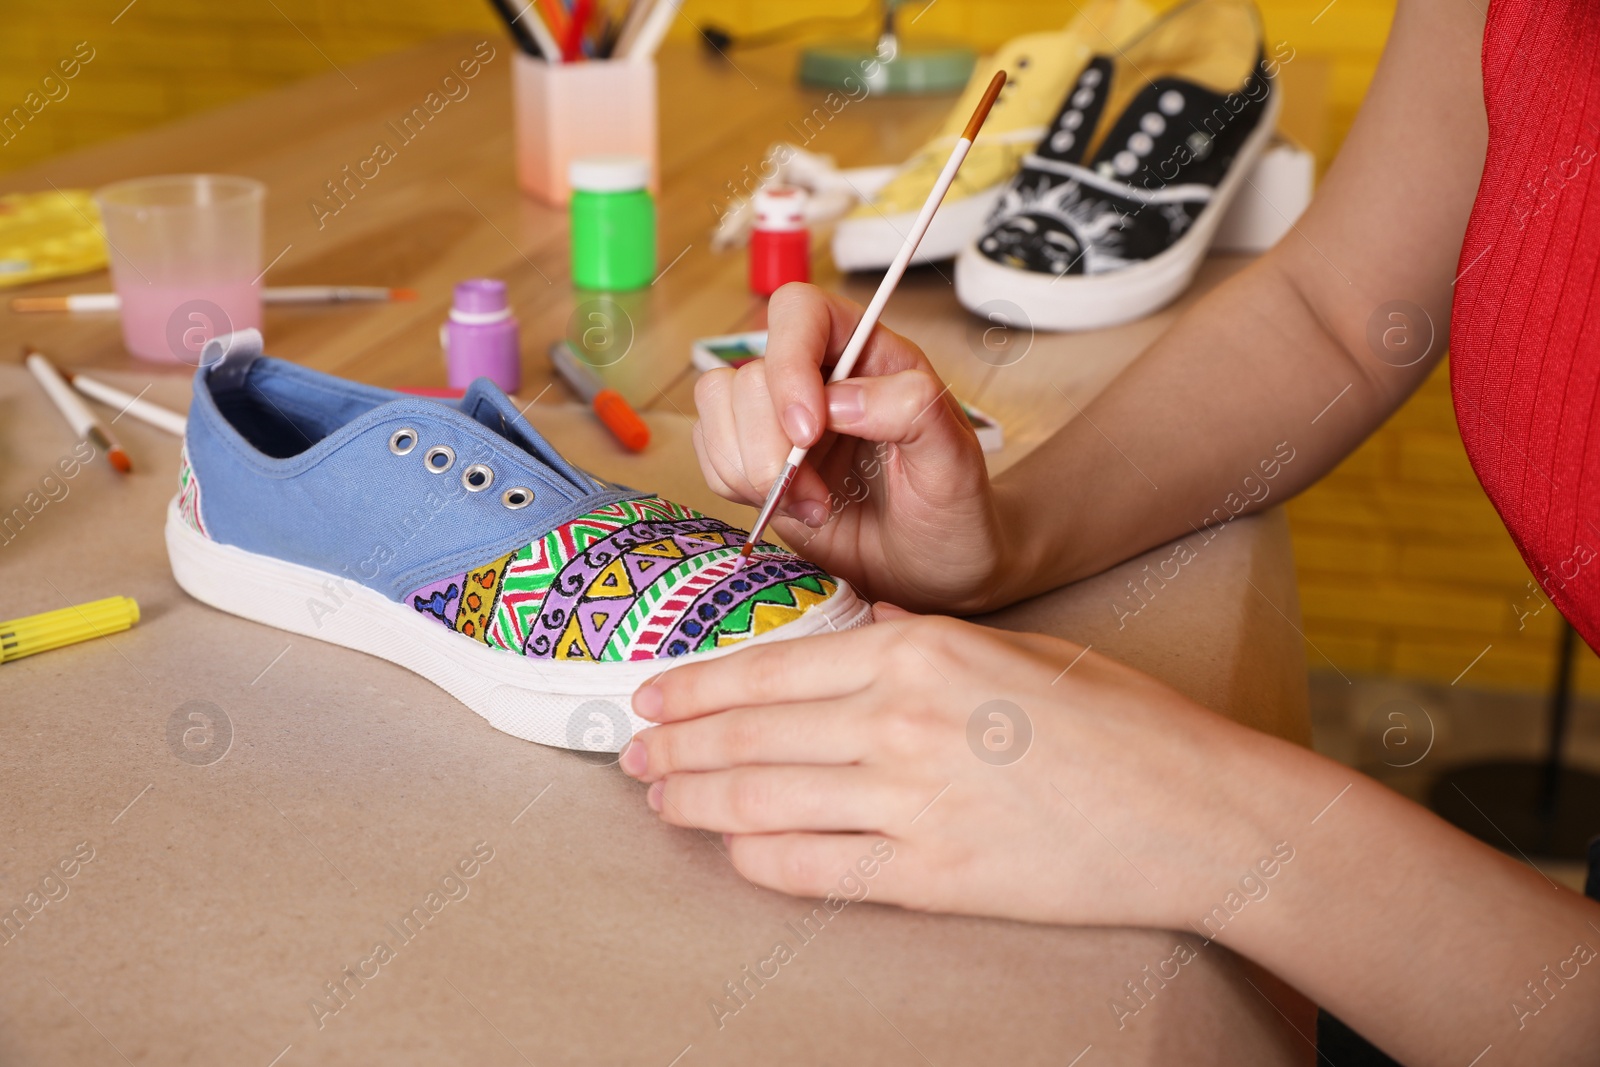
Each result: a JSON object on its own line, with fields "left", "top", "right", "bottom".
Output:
{"left": 953, "top": 87, "right": 1282, "bottom": 332}
{"left": 831, "top": 185, "right": 1002, "bottom": 272}
{"left": 165, "top": 497, "right": 873, "bottom": 752}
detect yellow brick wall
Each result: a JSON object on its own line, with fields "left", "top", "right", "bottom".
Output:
{"left": 0, "top": 0, "right": 502, "bottom": 173}
{"left": 1287, "top": 362, "right": 1592, "bottom": 691}
{"left": 0, "top": 0, "right": 1384, "bottom": 173}
{"left": 2, "top": 0, "right": 1580, "bottom": 690}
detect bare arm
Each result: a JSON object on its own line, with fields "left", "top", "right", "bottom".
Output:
{"left": 996, "top": 0, "right": 1487, "bottom": 597}
{"left": 627, "top": 617, "right": 1600, "bottom": 1066}
{"left": 1217, "top": 731, "right": 1600, "bottom": 1065}
{"left": 672, "top": 6, "right": 1600, "bottom": 1058}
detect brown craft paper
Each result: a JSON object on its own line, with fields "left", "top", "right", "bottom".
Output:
{"left": 0, "top": 367, "right": 1313, "bottom": 1065}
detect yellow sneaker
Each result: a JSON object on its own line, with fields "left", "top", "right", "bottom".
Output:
{"left": 831, "top": 0, "right": 1154, "bottom": 272}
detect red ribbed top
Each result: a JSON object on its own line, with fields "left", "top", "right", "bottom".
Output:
{"left": 1452, "top": 0, "right": 1600, "bottom": 648}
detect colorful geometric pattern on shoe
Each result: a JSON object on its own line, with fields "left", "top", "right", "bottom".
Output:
{"left": 403, "top": 496, "right": 837, "bottom": 662}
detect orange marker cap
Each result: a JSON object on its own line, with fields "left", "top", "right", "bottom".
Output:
{"left": 592, "top": 388, "right": 649, "bottom": 453}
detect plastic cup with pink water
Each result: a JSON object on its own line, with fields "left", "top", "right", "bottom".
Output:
{"left": 94, "top": 175, "right": 264, "bottom": 363}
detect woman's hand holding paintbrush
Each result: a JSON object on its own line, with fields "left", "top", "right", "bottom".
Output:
{"left": 694, "top": 71, "right": 1025, "bottom": 611}
{"left": 738, "top": 72, "right": 1004, "bottom": 556}
{"left": 692, "top": 286, "right": 1021, "bottom": 612}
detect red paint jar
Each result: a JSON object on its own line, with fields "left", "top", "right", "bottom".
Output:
{"left": 749, "top": 185, "right": 810, "bottom": 296}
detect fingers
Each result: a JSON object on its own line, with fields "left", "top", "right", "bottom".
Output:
{"left": 764, "top": 284, "right": 841, "bottom": 450}
{"left": 633, "top": 627, "right": 889, "bottom": 723}
{"left": 725, "top": 833, "right": 901, "bottom": 902}
{"left": 651, "top": 766, "right": 911, "bottom": 834}
{"left": 622, "top": 700, "right": 872, "bottom": 782}
{"left": 765, "top": 283, "right": 932, "bottom": 451}
{"left": 872, "top": 602, "right": 914, "bottom": 621}
{"left": 692, "top": 369, "right": 757, "bottom": 503}
{"left": 824, "top": 370, "right": 970, "bottom": 453}
{"left": 732, "top": 357, "right": 809, "bottom": 498}
{"left": 693, "top": 363, "right": 834, "bottom": 521}
{"left": 696, "top": 285, "right": 956, "bottom": 528}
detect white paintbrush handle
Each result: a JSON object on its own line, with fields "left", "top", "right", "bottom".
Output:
{"left": 826, "top": 136, "right": 973, "bottom": 389}
{"left": 71, "top": 375, "right": 188, "bottom": 436}
{"left": 66, "top": 293, "right": 120, "bottom": 311}
{"left": 740, "top": 69, "right": 1004, "bottom": 555}
{"left": 764, "top": 137, "right": 972, "bottom": 505}
{"left": 25, "top": 353, "right": 100, "bottom": 440}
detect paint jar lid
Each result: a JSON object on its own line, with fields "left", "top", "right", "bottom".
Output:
{"left": 753, "top": 185, "right": 808, "bottom": 231}
{"left": 569, "top": 155, "right": 650, "bottom": 194}
{"left": 452, "top": 278, "right": 508, "bottom": 315}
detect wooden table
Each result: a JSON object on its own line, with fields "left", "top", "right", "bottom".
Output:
{"left": 0, "top": 36, "right": 1318, "bottom": 1065}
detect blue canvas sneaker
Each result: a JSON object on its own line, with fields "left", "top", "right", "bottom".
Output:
{"left": 167, "top": 331, "right": 870, "bottom": 752}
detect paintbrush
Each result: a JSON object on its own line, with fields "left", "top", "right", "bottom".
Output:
{"left": 23, "top": 347, "right": 133, "bottom": 474}
{"left": 740, "top": 69, "right": 1008, "bottom": 563}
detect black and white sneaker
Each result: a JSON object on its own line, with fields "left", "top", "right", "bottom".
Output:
{"left": 954, "top": 0, "right": 1281, "bottom": 332}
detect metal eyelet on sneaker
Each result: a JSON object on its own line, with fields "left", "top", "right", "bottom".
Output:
{"left": 389, "top": 428, "right": 418, "bottom": 455}
{"left": 461, "top": 463, "right": 494, "bottom": 492}
{"left": 501, "top": 486, "right": 533, "bottom": 510}
{"left": 424, "top": 445, "right": 455, "bottom": 473}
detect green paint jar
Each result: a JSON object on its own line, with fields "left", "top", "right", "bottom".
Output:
{"left": 569, "top": 155, "right": 656, "bottom": 291}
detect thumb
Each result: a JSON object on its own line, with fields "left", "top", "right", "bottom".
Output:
{"left": 871, "top": 601, "right": 916, "bottom": 621}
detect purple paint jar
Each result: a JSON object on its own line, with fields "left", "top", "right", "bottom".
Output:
{"left": 444, "top": 278, "right": 521, "bottom": 393}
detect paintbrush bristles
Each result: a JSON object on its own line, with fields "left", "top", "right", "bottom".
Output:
{"left": 962, "top": 71, "right": 1007, "bottom": 142}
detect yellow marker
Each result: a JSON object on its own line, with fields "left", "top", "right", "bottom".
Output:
{"left": 0, "top": 596, "right": 140, "bottom": 664}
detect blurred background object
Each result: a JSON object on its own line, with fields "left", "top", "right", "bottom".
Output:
{"left": 0, "top": 189, "right": 107, "bottom": 287}
{"left": 795, "top": 0, "right": 976, "bottom": 93}
{"left": 93, "top": 173, "right": 263, "bottom": 361}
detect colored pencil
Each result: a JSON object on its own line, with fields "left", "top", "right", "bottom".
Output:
{"left": 522, "top": 2, "right": 565, "bottom": 62}
{"left": 486, "top": 0, "right": 543, "bottom": 55}
{"left": 500, "top": 0, "right": 563, "bottom": 62}
{"left": 538, "top": 0, "right": 570, "bottom": 42}
{"left": 621, "top": 0, "right": 678, "bottom": 60}
{"left": 563, "top": 0, "right": 595, "bottom": 60}
{"left": 739, "top": 71, "right": 1009, "bottom": 560}
{"left": 610, "top": 0, "right": 653, "bottom": 57}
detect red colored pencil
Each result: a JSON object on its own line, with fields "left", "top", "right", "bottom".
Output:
{"left": 563, "top": 0, "right": 594, "bottom": 60}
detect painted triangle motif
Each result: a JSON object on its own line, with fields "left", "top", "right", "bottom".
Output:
{"left": 555, "top": 613, "right": 595, "bottom": 661}
{"left": 587, "top": 557, "right": 635, "bottom": 599}
{"left": 623, "top": 551, "right": 669, "bottom": 590}
{"left": 577, "top": 600, "right": 624, "bottom": 655}
{"left": 633, "top": 539, "right": 685, "bottom": 559}
{"left": 673, "top": 534, "right": 723, "bottom": 556}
